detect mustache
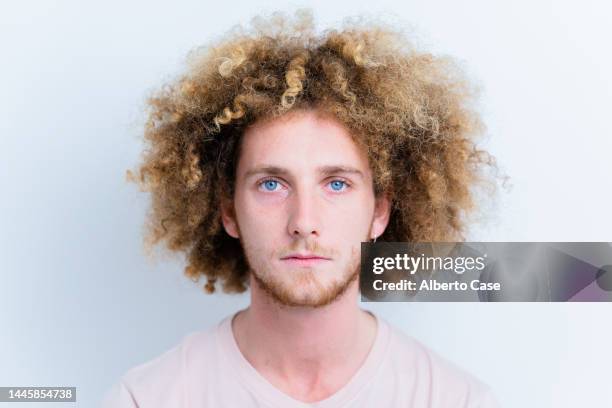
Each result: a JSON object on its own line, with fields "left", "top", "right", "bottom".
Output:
{"left": 276, "top": 240, "right": 338, "bottom": 259}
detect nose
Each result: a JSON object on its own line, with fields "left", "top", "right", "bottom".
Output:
{"left": 287, "top": 188, "right": 321, "bottom": 239}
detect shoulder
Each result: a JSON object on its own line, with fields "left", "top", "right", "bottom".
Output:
{"left": 383, "top": 320, "right": 500, "bottom": 408}
{"left": 101, "top": 327, "right": 217, "bottom": 408}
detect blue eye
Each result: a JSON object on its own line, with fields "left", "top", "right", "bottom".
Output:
{"left": 261, "top": 179, "right": 279, "bottom": 191}
{"left": 329, "top": 180, "right": 347, "bottom": 191}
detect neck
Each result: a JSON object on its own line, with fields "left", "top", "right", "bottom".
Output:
{"left": 231, "top": 276, "right": 377, "bottom": 401}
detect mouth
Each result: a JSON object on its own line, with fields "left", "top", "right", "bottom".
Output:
{"left": 280, "top": 254, "right": 332, "bottom": 267}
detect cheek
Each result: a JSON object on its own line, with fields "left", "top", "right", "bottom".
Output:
{"left": 235, "top": 197, "right": 285, "bottom": 244}
{"left": 331, "top": 199, "right": 374, "bottom": 235}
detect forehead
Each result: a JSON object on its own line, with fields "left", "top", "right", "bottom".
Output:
{"left": 237, "top": 110, "right": 370, "bottom": 172}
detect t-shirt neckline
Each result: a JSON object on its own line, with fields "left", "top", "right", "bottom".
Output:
{"left": 216, "top": 309, "right": 390, "bottom": 408}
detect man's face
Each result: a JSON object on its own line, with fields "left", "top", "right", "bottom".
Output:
{"left": 221, "top": 109, "right": 390, "bottom": 307}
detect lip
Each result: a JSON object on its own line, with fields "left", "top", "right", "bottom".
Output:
{"left": 282, "top": 253, "right": 331, "bottom": 260}
{"left": 280, "top": 254, "right": 331, "bottom": 267}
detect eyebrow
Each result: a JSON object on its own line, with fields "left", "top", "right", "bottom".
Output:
{"left": 243, "top": 165, "right": 365, "bottom": 181}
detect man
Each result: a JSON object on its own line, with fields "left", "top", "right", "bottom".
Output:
{"left": 103, "top": 9, "right": 500, "bottom": 407}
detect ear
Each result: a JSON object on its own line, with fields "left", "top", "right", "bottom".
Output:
{"left": 371, "top": 194, "right": 391, "bottom": 240}
{"left": 220, "top": 196, "right": 240, "bottom": 239}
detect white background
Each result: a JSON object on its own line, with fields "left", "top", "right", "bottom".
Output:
{"left": 1, "top": 1, "right": 611, "bottom": 407}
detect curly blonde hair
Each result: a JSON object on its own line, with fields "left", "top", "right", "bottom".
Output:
{"left": 127, "top": 9, "right": 501, "bottom": 294}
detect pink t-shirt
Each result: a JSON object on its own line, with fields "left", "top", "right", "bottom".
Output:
{"left": 101, "top": 312, "right": 500, "bottom": 407}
